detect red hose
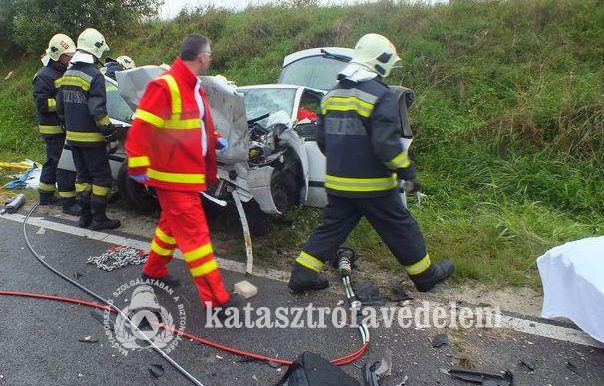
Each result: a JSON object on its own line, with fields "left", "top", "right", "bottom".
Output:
{"left": 0, "top": 290, "right": 368, "bottom": 367}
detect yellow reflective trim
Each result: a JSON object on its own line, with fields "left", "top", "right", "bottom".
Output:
{"left": 92, "top": 184, "right": 111, "bottom": 197}
{"left": 165, "top": 117, "right": 201, "bottom": 130}
{"left": 151, "top": 240, "right": 174, "bottom": 256}
{"left": 128, "top": 156, "right": 150, "bottom": 168}
{"left": 38, "top": 182, "right": 56, "bottom": 192}
{"left": 155, "top": 227, "right": 176, "bottom": 245}
{"left": 159, "top": 74, "right": 182, "bottom": 114}
{"left": 53, "top": 78, "right": 63, "bottom": 88}
{"left": 385, "top": 151, "right": 411, "bottom": 170}
{"left": 190, "top": 259, "right": 218, "bottom": 277}
{"left": 324, "top": 174, "right": 398, "bottom": 192}
{"left": 39, "top": 125, "right": 63, "bottom": 135}
{"left": 321, "top": 96, "right": 375, "bottom": 118}
{"left": 97, "top": 115, "right": 111, "bottom": 126}
{"left": 66, "top": 131, "right": 104, "bottom": 143}
{"left": 296, "top": 251, "right": 324, "bottom": 272}
{"left": 405, "top": 254, "right": 432, "bottom": 275}
{"left": 157, "top": 75, "right": 203, "bottom": 130}
{"left": 60, "top": 75, "right": 91, "bottom": 91}
{"left": 75, "top": 183, "right": 92, "bottom": 193}
{"left": 58, "top": 191, "right": 76, "bottom": 198}
{"left": 48, "top": 98, "right": 57, "bottom": 112}
{"left": 105, "top": 82, "right": 118, "bottom": 92}
{"left": 183, "top": 243, "right": 213, "bottom": 263}
{"left": 147, "top": 168, "right": 205, "bottom": 184}
{"left": 135, "top": 109, "right": 165, "bottom": 128}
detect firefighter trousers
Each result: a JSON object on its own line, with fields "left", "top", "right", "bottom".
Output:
{"left": 143, "top": 188, "right": 230, "bottom": 307}
{"left": 297, "top": 191, "right": 433, "bottom": 277}
{"left": 38, "top": 135, "right": 76, "bottom": 198}
{"left": 71, "top": 145, "right": 113, "bottom": 219}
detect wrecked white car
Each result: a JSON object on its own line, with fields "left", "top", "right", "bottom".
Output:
{"left": 58, "top": 47, "right": 415, "bottom": 237}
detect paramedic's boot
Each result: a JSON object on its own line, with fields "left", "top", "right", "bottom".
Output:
{"left": 217, "top": 293, "right": 246, "bottom": 320}
{"left": 39, "top": 191, "right": 57, "bottom": 206}
{"left": 90, "top": 197, "right": 121, "bottom": 231}
{"left": 62, "top": 197, "right": 82, "bottom": 216}
{"left": 409, "top": 259, "right": 454, "bottom": 292}
{"left": 288, "top": 263, "right": 329, "bottom": 293}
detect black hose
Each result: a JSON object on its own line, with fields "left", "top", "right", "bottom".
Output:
{"left": 22, "top": 203, "right": 204, "bottom": 386}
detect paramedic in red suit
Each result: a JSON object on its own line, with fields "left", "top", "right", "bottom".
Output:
{"left": 125, "top": 34, "right": 240, "bottom": 309}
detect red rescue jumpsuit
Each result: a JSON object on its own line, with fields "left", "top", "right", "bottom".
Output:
{"left": 125, "top": 57, "right": 230, "bottom": 307}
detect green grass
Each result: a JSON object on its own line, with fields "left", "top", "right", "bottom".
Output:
{"left": 1, "top": 0, "right": 603, "bottom": 288}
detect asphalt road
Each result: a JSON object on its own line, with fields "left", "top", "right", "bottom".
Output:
{"left": 0, "top": 213, "right": 603, "bottom": 386}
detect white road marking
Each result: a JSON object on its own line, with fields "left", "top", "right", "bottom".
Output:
{"left": 1, "top": 212, "right": 289, "bottom": 282}
{"left": 2, "top": 213, "right": 603, "bottom": 349}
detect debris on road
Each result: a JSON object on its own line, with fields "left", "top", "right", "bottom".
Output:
{"left": 519, "top": 357, "right": 536, "bottom": 372}
{"left": 78, "top": 336, "right": 98, "bottom": 343}
{"left": 566, "top": 360, "right": 585, "bottom": 378}
{"left": 432, "top": 333, "right": 449, "bottom": 348}
{"left": 1, "top": 194, "right": 25, "bottom": 214}
{"left": 387, "top": 287, "right": 412, "bottom": 303}
{"left": 234, "top": 280, "right": 258, "bottom": 299}
{"left": 395, "top": 375, "right": 408, "bottom": 386}
{"left": 447, "top": 368, "right": 513, "bottom": 385}
{"left": 148, "top": 364, "right": 165, "bottom": 379}
{"left": 353, "top": 281, "right": 385, "bottom": 306}
{"left": 87, "top": 246, "right": 147, "bottom": 271}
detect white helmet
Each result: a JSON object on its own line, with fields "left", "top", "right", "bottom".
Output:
{"left": 350, "top": 33, "right": 402, "bottom": 78}
{"left": 77, "top": 28, "right": 109, "bottom": 59}
{"left": 44, "top": 33, "right": 76, "bottom": 62}
{"left": 116, "top": 55, "right": 136, "bottom": 70}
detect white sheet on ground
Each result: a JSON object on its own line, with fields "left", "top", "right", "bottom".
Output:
{"left": 537, "top": 236, "right": 604, "bottom": 343}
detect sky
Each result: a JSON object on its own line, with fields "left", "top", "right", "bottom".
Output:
{"left": 160, "top": 0, "right": 448, "bottom": 19}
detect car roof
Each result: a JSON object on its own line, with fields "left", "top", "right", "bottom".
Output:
{"left": 282, "top": 47, "right": 354, "bottom": 67}
{"left": 237, "top": 84, "right": 325, "bottom": 94}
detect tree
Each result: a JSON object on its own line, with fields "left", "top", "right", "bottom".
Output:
{"left": 1, "top": 0, "right": 164, "bottom": 56}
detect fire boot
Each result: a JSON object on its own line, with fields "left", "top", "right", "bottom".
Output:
{"left": 39, "top": 191, "right": 57, "bottom": 206}
{"left": 77, "top": 194, "right": 92, "bottom": 228}
{"left": 62, "top": 197, "right": 82, "bottom": 216}
{"left": 90, "top": 195, "right": 121, "bottom": 231}
{"left": 288, "top": 263, "right": 329, "bottom": 293}
{"left": 409, "top": 259, "right": 454, "bottom": 292}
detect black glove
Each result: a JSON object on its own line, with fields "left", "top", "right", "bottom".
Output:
{"left": 401, "top": 179, "right": 420, "bottom": 195}
{"left": 101, "top": 125, "right": 117, "bottom": 142}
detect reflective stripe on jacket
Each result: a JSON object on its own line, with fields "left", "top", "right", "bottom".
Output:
{"left": 125, "top": 57, "right": 220, "bottom": 192}
{"left": 317, "top": 77, "right": 411, "bottom": 198}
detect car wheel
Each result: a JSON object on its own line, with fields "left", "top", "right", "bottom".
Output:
{"left": 117, "top": 162, "right": 158, "bottom": 213}
{"left": 271, "top": 169, "right": 299, "bottom": 214}
{"left": 243, "top": 200, "right": 271, "bottom": 237}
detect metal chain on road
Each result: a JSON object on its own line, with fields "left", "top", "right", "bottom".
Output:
{"left": 87, "top": 246, "right": 148, "bottom": 271}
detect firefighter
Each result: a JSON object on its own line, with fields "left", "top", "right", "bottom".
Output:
{"left": 288, "top": 34, "right": 454, "bottom": 293}
{"left": 33, "top": 34, "right": 80, "bottom": 215}
{"left": 101, "top": 55, "right": 136, "bottom": 80}
{"left": 125, "top": 34, "right": 240, "bottom": 310}
{"left": 56, "top": 28, "right": 121, "bottom": 231}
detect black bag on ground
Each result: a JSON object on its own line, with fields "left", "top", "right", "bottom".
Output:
{"left": 277, "top": 352, "right": 361, "bottom": 386}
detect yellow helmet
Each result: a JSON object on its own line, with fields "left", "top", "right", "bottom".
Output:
{"left": 77, "top": 28, "right": 109, "bottom": 59}
{"left": 45, "top": 33, "right": 76, "bottom": 61}
{"left": 350, "top": 33, "right": 402, "bottom": 78}
{"left": 116, "top": 55, "right": 136, "bottom": 70}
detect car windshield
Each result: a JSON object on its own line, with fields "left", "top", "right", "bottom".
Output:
{"left": 105, "top": 80, "right": 133, "bottom": 123}
{"left": 239, "top": 88, "right": 297, "bottom": 122}
{"left": 278, "top": 56, "right": 349, "bottom": 91}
